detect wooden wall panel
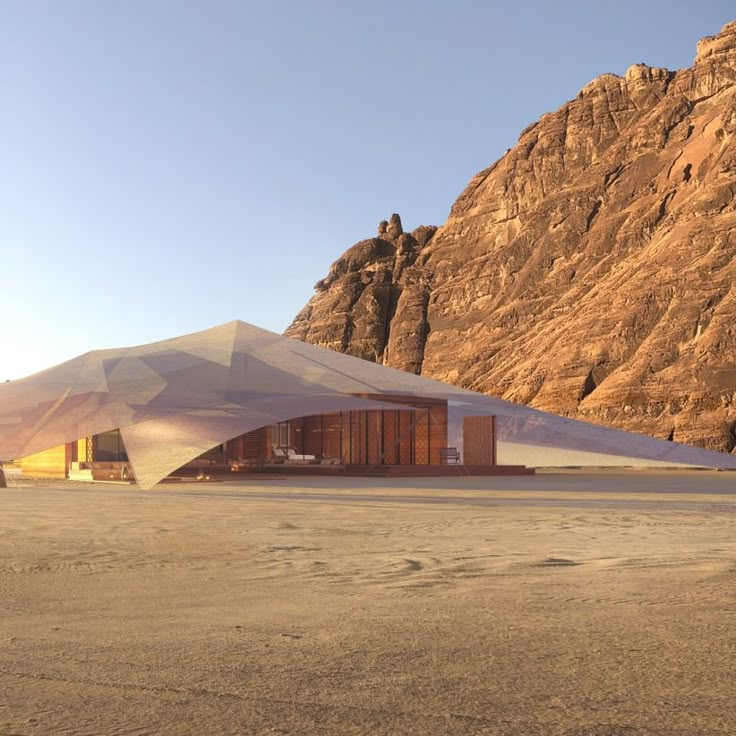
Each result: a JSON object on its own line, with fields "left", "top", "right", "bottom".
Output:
{"left": 463, "top": 416, "right": 497, "bottom": 466}
{"left": 397, "top": 411, "right": 414, "bottom": 465}
{"left": 289, "top": 422, "right": 301, "bottom": 454}
{"left": 350, "top": 411, "right": 364, "bottom": 464}
{"left": 340, "top": 413, "right": 351, "bottom": 464}
{"left": 382, "top": 411, "right": 397, "bottom": 465}
{"left": 322, "top": 413, "right": 342, "bottom": 460}
{"left": 20, "top": 444, "right": 70, "bottom": 478}
{"left": 264, "top": 427, "right": 273, "bottom": 459}
{"left": 366, "top": 411, "right": 382, "bottom": 465}
{"left": 302, "top": 415, "right": 323, "bottom": 457}
{"left": 429, "top": 405, "right": 448, "bottom": 465}
{"left": 414, "top": 409, "right": 430, "bottom": 465}
{"left": 244, "top": 428, "right": 267, "bottom": 459}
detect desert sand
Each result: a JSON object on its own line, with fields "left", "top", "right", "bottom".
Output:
{"left": 2, "top": 472, "right": 736, "bottom": 735}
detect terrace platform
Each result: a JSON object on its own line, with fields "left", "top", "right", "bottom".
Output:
{"left": 180, "top": 463, "right": 535, "bottom": 479}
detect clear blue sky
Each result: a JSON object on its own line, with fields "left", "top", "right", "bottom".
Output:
{"left": 1, "top": 0, "right": 733, "bottom": 379}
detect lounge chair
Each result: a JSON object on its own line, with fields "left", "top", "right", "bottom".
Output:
{"left": 286, "top": 449, "right": 317, "bottom": 462}
{"left": 271, "top": 447, "right": 287, "bottom": 463}
{"left": 439, "top": 447, "right": 461, "bottom": 464}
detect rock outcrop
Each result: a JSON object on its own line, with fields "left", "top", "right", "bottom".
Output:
{"left": 289, "top": 213, "right": 438, "bottom": 371}
{"left": 286, "top": 21, "right": 736, "bottom": 454}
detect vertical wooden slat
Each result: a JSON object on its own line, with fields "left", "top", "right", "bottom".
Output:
{"left": 463, "top": 416, "right": 496, "bottom": 465}
{"left": 492, "top": 416, "right": 497, "bottom": 466}
{"left": 428, "top": 405, "right": 448, "bottom": 464}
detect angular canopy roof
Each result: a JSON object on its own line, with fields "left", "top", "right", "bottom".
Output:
{"left": 1, "top": 320, "right": 734, "bottom": 488}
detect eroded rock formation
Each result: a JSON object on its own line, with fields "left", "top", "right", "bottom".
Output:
{"left": 286, "top": 21, "right": 736, "bottom": 453}
{"left": 289, "top": 214, "right": 438, "bottom": 370}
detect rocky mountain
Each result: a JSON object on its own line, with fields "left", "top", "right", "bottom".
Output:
{"left": 286, "top": 21, "right": 736, "bottom": 454}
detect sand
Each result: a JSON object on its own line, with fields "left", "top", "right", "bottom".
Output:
{"left": 1, "top": 472, "right": 736, "bottom": 735}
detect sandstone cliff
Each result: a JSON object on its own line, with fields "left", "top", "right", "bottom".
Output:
{"left": 287, "top": 21, "right": 736, "bottom": 454}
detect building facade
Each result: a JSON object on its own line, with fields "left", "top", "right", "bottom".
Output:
{"left": 3, "top": 320, "right": 735, "bottom": 489}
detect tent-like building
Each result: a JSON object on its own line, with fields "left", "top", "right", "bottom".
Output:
{"left": 1, "top": 320, "right": 734, "bottom": 489}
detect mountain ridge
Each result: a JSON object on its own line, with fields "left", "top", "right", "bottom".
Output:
{"left": 287, "top": 21, "right": 736, "bottom": 454}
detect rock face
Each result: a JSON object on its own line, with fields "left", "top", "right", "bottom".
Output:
{"left": 286, "top": 22, "right": 736, "bottom": 454}
{"left": 289, "top": 213, "right": 438, "bottom": 371}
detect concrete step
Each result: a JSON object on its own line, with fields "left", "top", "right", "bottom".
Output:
{"left": 68, "top": 470, "right": 94, "bottom": 481}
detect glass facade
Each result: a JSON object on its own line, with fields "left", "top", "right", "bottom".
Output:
{"left": 93, "top": 430, "right": 128, "bottom": 462}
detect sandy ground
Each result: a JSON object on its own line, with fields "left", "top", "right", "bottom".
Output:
{"left": 1, "top": 472, "right": 736, "bottom": 735}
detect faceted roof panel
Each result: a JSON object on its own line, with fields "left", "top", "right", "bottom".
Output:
{"left": 1, "top": 320, "right": 734, "bottom": 488}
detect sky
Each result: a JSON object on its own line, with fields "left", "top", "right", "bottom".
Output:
{"left": 0, "top": 0, "right": 733, "bottom": 380}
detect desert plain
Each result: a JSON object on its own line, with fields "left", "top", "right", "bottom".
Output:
{"left": 1, "top": 471, "right": 736, "bottom": 735}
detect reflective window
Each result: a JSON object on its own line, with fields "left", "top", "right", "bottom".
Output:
{"left": 93, "top": 430, "right": 128, "bottom": 461}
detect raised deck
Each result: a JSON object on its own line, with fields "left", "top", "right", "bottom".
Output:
{"left": 218, "top": 463, "right": 535, "bottom": 478}
{"left": 340, "top": 464, "right": 534, "bottom": 477}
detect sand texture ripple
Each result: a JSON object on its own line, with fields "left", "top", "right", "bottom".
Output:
{"left": 1, "top": 473, "right": 736, "bottom": 735}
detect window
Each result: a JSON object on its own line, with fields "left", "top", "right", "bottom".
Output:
{"left": 93, "top": 430, "right": 128, "bottom": 461}
{"left": 273, "top": 422, "right": 290, "bottom": 447}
